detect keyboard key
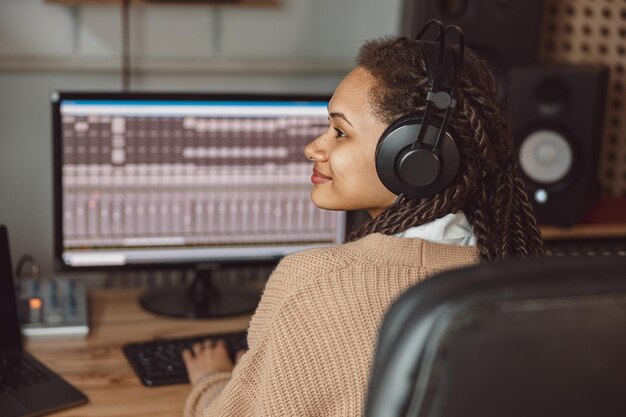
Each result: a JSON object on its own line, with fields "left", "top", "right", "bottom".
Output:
{"left": 0, "top": 355, "right": 50, "bottom": 393}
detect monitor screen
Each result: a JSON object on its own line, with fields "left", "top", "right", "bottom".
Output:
{"left": 52, "top": 92, "right": 345, "bottom": 269}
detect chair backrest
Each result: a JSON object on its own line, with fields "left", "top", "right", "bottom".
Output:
{"left": 366, "top": 255, "right": 626, "bottom": 417}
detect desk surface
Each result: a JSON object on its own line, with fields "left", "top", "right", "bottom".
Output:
{"left": 26, "top": 289, "right": 251, "bottom": 417}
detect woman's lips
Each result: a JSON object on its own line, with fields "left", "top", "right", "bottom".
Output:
{"left": 311, "top": 168, "right": 332, "bottom": 184}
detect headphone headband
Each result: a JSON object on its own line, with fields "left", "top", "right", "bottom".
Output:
{"left": 443, "top": 25, "right": 465, "bottom": 98}
{"left": 415, "top": 20, "right": 465, "bottom": 94}
{"left": 413, "top": 20, "right": 465, "bottom": 152}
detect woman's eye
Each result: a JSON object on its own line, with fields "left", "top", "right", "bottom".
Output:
{"left": 334, "top": 128, "right": 347, "bottom": 138}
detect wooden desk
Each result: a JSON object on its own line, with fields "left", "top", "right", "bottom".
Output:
{"left": 25, "top": 289, "right": 251, "bottom": 417}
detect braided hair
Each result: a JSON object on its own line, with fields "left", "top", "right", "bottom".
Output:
{"left": 348, "top": 36, "right": 545, "bottom": 260}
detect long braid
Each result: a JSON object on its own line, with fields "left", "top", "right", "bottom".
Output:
{"left": 464, "top": 182, "right": 495, "bottom": 260}
{"left": 494, "top": 168, "right": 517, "bottom": 257}
{"left": 511, "top": 171, "right": 547, "bottom": 256}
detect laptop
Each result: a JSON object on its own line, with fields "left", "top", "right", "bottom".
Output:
{"left": 0, "top": 225, "right": 87, "bottom": 417}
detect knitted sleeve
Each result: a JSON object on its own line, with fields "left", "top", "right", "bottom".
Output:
{"left": 185, "top": 328, "right": 270, "bottom": 417}
{"left": 183, "top": 372, "right": 232, "bottom": 417}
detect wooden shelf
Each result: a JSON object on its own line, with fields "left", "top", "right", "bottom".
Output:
{"left": 541, "top": 223, "right": 626, "bottom": 240}
{"left": 45, "top": 0, "right": 279, "bottom": 7}
{"left": 540, "top": 198, "right": 626, "bottom": 240}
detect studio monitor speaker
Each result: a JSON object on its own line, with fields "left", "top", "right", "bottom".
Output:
{"left": 509, "top": 65, "right": 608, "bottom": 227}
{"left": 401, "top": 0, "right": 544, "bottom": 74}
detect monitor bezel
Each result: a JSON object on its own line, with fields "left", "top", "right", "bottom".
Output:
{"left": 52, "top": 91, "right": 339, "bottom": 272}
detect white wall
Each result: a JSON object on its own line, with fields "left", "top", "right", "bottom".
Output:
{"left": 0, "top": 0, "right": 402, "bottom": 275}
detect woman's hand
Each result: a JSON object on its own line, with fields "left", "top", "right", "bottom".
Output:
{"left": 182, "top": 339, "right": 246, "bottom": 386}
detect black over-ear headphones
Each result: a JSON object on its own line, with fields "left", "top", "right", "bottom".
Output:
{"left": 375, "top": 20, "right": 465, "bottom": 200}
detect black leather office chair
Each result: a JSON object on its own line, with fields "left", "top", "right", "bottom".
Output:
{"left": 366, "top": 255, "right": 626, "bottom": 417}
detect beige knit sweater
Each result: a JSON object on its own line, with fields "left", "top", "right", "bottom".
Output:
{"left": 184, "top": 233, "right": 479, "bottom": 417}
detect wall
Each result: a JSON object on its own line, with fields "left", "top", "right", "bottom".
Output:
{"left": 0, "top": 0, "right": 402, "bottom": 275}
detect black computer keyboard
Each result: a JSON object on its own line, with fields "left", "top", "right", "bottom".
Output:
{"left": 0, "top": 355, "right": 50, "bottom": 393}
{"left": 123, "top": 331, "right": 248, "bottom": 387}
{"left": 546, "top": 236, "right": 626, "bottom": 257}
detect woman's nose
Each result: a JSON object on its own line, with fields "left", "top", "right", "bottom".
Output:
{"left": 304, "top": 133, "right": 328, "bottom": 162}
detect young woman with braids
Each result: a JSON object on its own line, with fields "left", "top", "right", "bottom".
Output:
{"left": 182, "top": 35, "right": 545, "bottom": 417}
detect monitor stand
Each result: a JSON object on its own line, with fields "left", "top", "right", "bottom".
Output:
{"left": 139, "top": 263, "right": 262, "bottom": 319}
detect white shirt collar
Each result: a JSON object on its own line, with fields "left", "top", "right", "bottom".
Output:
{"left": 394, "top": 212, "right": 477, "bottom": 246}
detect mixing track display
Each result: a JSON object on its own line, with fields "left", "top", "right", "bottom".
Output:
{"left": 58, "top": 99, "right": 343, "bottom": 264}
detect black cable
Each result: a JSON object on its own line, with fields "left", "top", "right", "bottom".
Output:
{"left": 121, "top": 0, "right": 131, "bottom": 91}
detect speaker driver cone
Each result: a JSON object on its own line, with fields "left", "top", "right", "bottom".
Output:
{"left": 518, "top": 129, "right": 573, "bottom": 184}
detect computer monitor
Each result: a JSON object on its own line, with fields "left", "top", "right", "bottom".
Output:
{"left": 52, "top": 92, "right": 346, "bottom": 318}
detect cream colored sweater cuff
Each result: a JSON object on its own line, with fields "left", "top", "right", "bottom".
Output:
{"left": 184, "top": 371, "right": 232, "bottom": 417}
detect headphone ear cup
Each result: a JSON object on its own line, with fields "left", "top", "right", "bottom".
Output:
{"left": 375, "top": 114, "right": 461, "bottom": 200}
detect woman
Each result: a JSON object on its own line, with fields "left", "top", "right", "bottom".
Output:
{"left": 182, "top": 34, "right": 545, "bottom": 417}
